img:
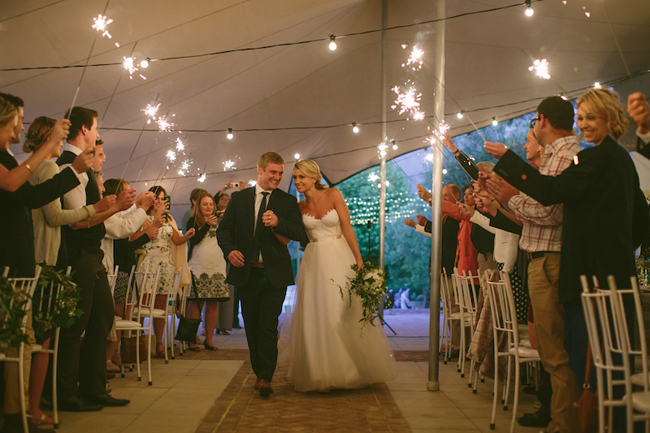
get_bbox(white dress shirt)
[59,143,88,212]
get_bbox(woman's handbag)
[574,342,599,433]
[175,315,201,342]
[121,333,149,364]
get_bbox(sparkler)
[402,46,424,71]
[91,14,113,38]
[142,103,161,120]
[223,160,236,171]
[391,83,424,121]
[166,150,176,162]
[156,115,174,132]
[175,137,185,152]
[67,1,111,118]
[529,59,551,80]
[198,173,207,183]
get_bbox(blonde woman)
[287,159,396,392]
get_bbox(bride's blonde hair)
[295,159,325,190]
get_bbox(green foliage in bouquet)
[32,264,83,338]
[0,276,30,348]
[339,261,388,327]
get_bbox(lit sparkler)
[166,150,176,162]
[404,46,424,71]
[198,173,206,183]
[248,180,257,186]
[92,14,113,38]
[123,56,137,76]
[528,59,551,80]
[368,172,379,182]
[223,160,236,171]
[141,103,161,119]
[391,84,424,120]
[156,116,174,132]
[181,160,191,171]
[175,137,185,152]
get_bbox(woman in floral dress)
[186,191,230,350]
[140,186,194,356]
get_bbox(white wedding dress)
[287,209,397,392]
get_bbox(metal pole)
[378,0,388,321]
[427,0,445,392]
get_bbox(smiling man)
[217,152,307,398]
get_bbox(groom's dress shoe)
[59,395,103,412]
[258,379,273,397]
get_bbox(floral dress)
[140,216,175,294]
[187,218,229,301]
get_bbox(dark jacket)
[494,136,650,303]
[216,187,307,288]
[0,151,79,277]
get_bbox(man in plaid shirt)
[484,97,581,433]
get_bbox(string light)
[140,58,150,68]
[352,123,359,133]
[457,111,464,119]
[328,35,337,51]
[227,128,234,139]
[492,117,498,126]
[594,82,601,89]
[91,14,113,38]
[442,169,448,174]
[528,59,550,80]
[294,153,300,160]
[525,0,534,17]
[198,173,206,183]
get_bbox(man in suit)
[217,152,307,397]
[56,107,135,411]
[629,92,650,157]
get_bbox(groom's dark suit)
[217,186,307,382]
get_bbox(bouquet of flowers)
[339,261,388,327]
[32,264,83,338]
[0,276,31,348]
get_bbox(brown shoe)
[254,377,262,390]
[258,379,273,397]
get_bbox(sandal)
[203,341,219,351]
[187,343,201,352]
[28,413,54,426]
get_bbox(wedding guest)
[139,186,193,357]
[100,178,158,371]
[93,139,106,171]
[23,117,114,426]
[56,106,135,411]
[0,97,92,433]
[182,188,205,235]
[481,95,587,432]
[186,191,230,350]
[0,93,70,193]
[213,180,246,206]
[629,92,650,157]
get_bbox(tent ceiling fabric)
[1,0,649,202]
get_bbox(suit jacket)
[494,136,650,303]
[0,150,79,277]
[216,187,308,288]
[424,214,459,276]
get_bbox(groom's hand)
[262,210,278,227]
[228,250,245,267]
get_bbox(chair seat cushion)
[115,320,145,330]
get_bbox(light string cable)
[66,0,110,115]
[1,2,529,73]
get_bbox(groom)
[217,152,307,397]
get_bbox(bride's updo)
[295,159,325,190]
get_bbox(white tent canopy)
[2,0,649,210]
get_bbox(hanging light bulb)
[328,35,337,51]
[457,111,464,119]
[492,117,498,126]
[227,128,234,139]
[525,0,534,16]
[294,153,300,160]
[140,58,150,68]
[594,82,601,89]
[391,139,398,150]
[352,123,359,133]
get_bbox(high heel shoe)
[203,341,218,351]
[187,343,201,351]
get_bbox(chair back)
[460,270,479,317]
[4,266,42,339]
[130,268,159,322]
[31,266,72,332]
[485,271,520,351]
[107,265,119,294]
[440,270,452,317]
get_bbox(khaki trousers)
[4,310,34,414]
[528,254,580,433]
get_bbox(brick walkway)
[188,350,412,433]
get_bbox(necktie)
[251,192,269,263]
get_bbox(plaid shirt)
[507,135,581,252]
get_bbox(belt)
[527,251,560,261]
[310,235,344,243]
[250,262,264,268]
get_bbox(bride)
[287,159,397,392]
